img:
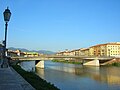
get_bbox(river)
[20,60,120,90]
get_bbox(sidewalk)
[0,66,35,90]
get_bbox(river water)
[20,60,120,90]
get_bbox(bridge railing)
[10,55,115,59]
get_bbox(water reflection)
[74,66,120,85]
[20,60,120,90]
[36,64,120,85]
[99,67,120,85]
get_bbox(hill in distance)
[8,47,56,55]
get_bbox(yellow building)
[89,47,94,56]
[81,48,89,56]
[69,50,76,56]
[70,49,81,56]
[89,42,120,57]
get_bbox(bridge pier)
[83,59,100,66]
[35,60,44,68]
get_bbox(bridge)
[11,55,113,60]
[11,55,117,68]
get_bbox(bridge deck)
[11,55,114,61]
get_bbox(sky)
[0,0,120,52]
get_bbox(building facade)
[56,42,120,57]
[89,42,120,57]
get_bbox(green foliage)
[12,65,59,90]
[111,62,120,67]
[52,59,82,64]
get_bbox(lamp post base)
[1,58,9,68]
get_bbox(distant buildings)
[0,43,42,57]
[7,50,25,57]
[24,52,40,57]
[7,50,41,57]
[2,42,120,57]
[56,42,120,57]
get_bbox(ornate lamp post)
[1,7,11,68]
[3,7,11,58]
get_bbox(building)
[69,49,79,56]
[56,42,120,57]
[89,42,120,57]
[7,50,25,57]
[56,48,89,56]
[56,49,70,56]
[81,48,89,56]
[7,50,18,57]
[70,48,89,56]
[24,52,39,57]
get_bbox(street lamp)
[1,7,11,68]
[3,7,11,58]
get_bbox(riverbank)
[12,65,59,90]
[52,59,82,64]
[52,59,120,67]
[108,62,120,67]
